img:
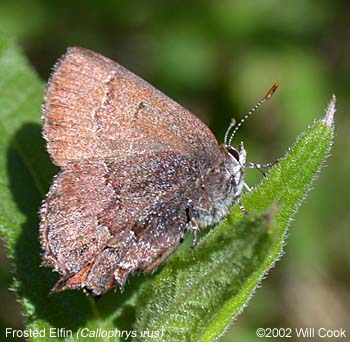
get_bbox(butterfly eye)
[227,146,240,161]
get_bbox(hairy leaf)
[0,35,335,342]
[133,102,335,341]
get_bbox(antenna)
[224,82,279,146]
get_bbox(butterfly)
[40,47,278,295]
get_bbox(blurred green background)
[0,0,348,341]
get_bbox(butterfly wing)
[43,47,218,167]
[41,47,222,295]
[40,151,210,295]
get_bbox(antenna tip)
[263,82,279,101]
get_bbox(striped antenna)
[224,82,279,146]
[223,118,236,146]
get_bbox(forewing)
[43,47,218,167]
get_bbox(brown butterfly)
[40,47,278,295]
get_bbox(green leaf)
[0,34,335,342]
[133,104,335,340]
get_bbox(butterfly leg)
[244,182,252,192]
[236,197,249,215]
[247,159,280,177]
[186,208,200,248]
[190,220,200,248]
